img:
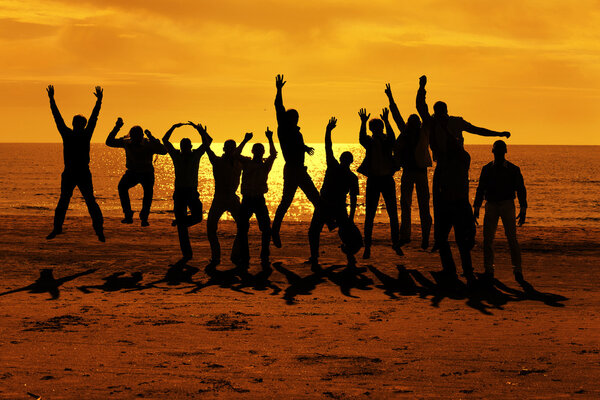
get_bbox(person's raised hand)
[419,75,427,88]
[326,117,337,131]
[384,83,392,98]
[380,107,389,122]
[46,85,55,98]
[115,117,124,128]
[306,146,315,156]
[172,122,185,129]
[144,129,152,137]
[244,132,253,141]
[275,74,286,89]
[502,131,511,139]
[265,127,273,140]
[517,209,526,226]
[358,108,370,122]
[94,86,103,100]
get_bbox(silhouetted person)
[417,75,510,286]
[474,140,527,285]
[190,122,252,266]
[163,123,208,262]
[46,85,105,241]
[236,128,277,268]
[105,118,167,226]
[308,117,362,266]
[385,83,433,250]
[271,74,319,248]
[358,107,403,259]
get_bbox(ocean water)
[0,143,598,227]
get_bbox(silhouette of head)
[223,139,237,156]
[340,151,354,167]
[129,126,143,143]
[433,101,448,118]
[180,138,192,153]
[252,143,265,158]
[72,115,87,132]
[492,140,507,155]
[406,114,421,132]
[368,118,384,136]
[286,109,299,126]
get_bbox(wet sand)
[0,214,598,399]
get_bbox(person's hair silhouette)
[308,117,363,267]
[162,123,209,263]
[385,83,433,250]
[357,107,403,259]
[234,128,278,269]
[190,122,252,267]
[474,140,528,287]
[417,75,511,286]
[45,85,105,242]
[271,74,320,249]
[106,118,167,226]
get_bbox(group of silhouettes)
[44,74,528,289]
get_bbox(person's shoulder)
[505,160,521,171]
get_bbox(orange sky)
[0,0,599,144]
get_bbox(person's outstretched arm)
[275,74,286,125]
[358,108,370,148]
[145,129,167,154]
[235,132,253,156]
[47,85,68,136]
[416,75,430,121]
[85,86,103,139]
[516,167,527,226]
[385,83,406,133]
[105,118,125,147]
[162,123,184,155]
[463,122,510,139]
[325,117,337,166]
[380,107,395,145]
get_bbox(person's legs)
[298,167,320,206]
[453,199,475,281]
[173,189,192,259]
[186,190,203,227]
[415,169,432,249]
[77,169,104,240]
[435,200,457,278]
[483,201,501,276]
[228,195,242,264]
[272,164,299,247]
[207,200,226,264]
[335,205,362,264]
[431,166,441,251]
[381,174,401,252]
[118,171,138,223]
[499,200,522,277]
[235,197,253,266]
[49,171,77,238]
[399,170,415,243]
[254,196,272,264]
[363,177,380,259]
[308,205,326,263]
[139,172,155,225]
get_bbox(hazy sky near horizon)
[1,0,599,144]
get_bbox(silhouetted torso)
[61,132,93,170]
[111,138,165,173]
[474,160,526,206]
[207,151,243,197]
[358,135,395,177]
[240,154,276,197]
[320,160,359,207]
[277,124,306,167]
[168,149,205,189]
[397,129,425,172]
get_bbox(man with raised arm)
[271,74,320,248]
[357,107,403,259]
[106,118,167,227]
[236,128,278,270]
[385,83,433,250]
[46,85,105,242]
[416,75,510,287]
[162,123,208,263]
[189,122,252,267]
[308,117,362,267]
[474,140,527,287]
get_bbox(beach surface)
[0,215,598,399]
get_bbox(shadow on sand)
[0,268,97,299]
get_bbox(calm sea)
[0,144,598,227]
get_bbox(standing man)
[308,117,362,267]
[236,128,278,269]
[271,74,319,248]
[474,140,527,286]
[46,85,105,242]
[162,123,208,263]
[357,107,403,259]
[385,83,433,250]
[105,118,167,227]
[190,122,252,266]
[416,75,510,286]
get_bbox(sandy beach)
[0,214,598,399]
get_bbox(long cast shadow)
[324,264,374,298]
[231,262,282,296]
[78,272,144,293]
[273,262,334,305]
[0,268,97,300]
